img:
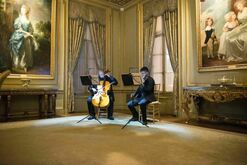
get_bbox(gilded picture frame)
[0,0,56,79]
[197,0,247,72]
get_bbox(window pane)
[165,55,173,72]
[153,73,163,91]
[150,15,175,92]
[165,72,174,92]
[165,54,174,92]
[152,34,163,91]
[152,55,163,73]
[84,25,91,40]
[156,16,162,33]
[153,36,163,54]
[73,25,98,94]
[87,42,98,75]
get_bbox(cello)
[92,71,113,108]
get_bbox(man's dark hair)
[140,66,149,72]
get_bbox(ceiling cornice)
[71,0,142,11]
[105,0,134,6]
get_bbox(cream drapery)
[163,10,179,115]
[143,0,177,22]
[144,17,157,69]
[89,22,106,70]
[67,18,85,112]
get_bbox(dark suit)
[127,76,156,122]
[87,75,118,117]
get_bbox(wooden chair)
[139,84,161,123]
[97,107,108,118]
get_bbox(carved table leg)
[51,94,56,117]
[47,94,51,118]
[39,95,43,118]
[5,95,11,121]
[44,94,48,118]
[182,92,191,124]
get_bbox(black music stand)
[121,73,134,86]
[80,75,93,86]
[121,73,148,129]
[76,75,102,124]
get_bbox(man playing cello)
[87,70,118,120]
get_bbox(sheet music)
[131,73,141,85]
[91,75,99,85]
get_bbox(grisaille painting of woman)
[0,0,52,75]
[199,0,247,71]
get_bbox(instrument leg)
[121,118,149,129]
[94,117,102,124]
[76,115,90,123]
[76,115,102,124]
[121,119,132,129]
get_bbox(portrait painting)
[0,0,55,78]
[198,0,247,71]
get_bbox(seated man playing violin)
[87,70,118,120]
[127,66,156,125]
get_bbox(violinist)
[87,70,118,120]
[127,67,156,125]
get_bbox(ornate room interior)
[0,0,246,164]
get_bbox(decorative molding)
[71,0,119,9]
[69,1,107,25]
[138,2,143,69]
[7,0,57,80]
[182,0,247,87]
[143,0,177,21]
[105,0,134,6]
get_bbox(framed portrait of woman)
[0,0,56,79]
[197,0,247,72]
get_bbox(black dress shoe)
[88,116,95,120]
[130,117,138,121]
[108,116,114,120]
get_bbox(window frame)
[151,16,174,94]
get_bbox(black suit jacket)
[134,76,156,102]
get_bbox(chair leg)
[153,109,155,123]
[97,108,100,118]
[139,108,142,122]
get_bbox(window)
[73,24,98,94]
[151,16,174,92]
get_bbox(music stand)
[76,75,102,124]
[80,75,93,86]
[121,73,148,129]
[121,73,134,86]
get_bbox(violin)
[131,73,148,99]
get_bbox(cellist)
[87,70,118,120]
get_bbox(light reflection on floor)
[0,115,192,137]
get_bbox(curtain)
[163,10,179,115]
[143,0,177,22]
[143,17,157,69]
[89,22,105,70]
[67,18,85,112]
